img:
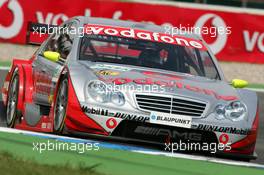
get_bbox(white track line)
[0,66,10,70]
[246,88,264,93]
[0,127,90,142]
[0,127,264,169]
[134,150,264,169]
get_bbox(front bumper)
[66,98,257,160]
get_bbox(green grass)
[248,83,264,89]
[0,151,101,175]
[0,60,11,67]
[0,131,263,175]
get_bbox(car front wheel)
[6,73,19,127]
[53,77,68,134]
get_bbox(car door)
[33,23,74,106]
[33,33,59,106]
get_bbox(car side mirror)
[231,79,248,88]
[43,51,60,62]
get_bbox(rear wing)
[26,22,57,45]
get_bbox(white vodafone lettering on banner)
[36,12,68,25]
[90,27,104,35]
[85,24,206,50]
[242,30,264,53]
[105,28,119,35]
[257,33,264,52]
[36,12,53,24]
[120,29,135,38]
[112,11,122,20]
[175,38,190,46]
[51,13,68,25]
[194,13,228,54]
[189,41,203,49]
[243,31,259,52]
[160,36,174,43]
[137,32,152,40]
[152,32,160,41]
[0,0,23,39]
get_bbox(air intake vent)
[135,94,207,118]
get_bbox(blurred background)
[0,0,264,86]
[147,0,264,9]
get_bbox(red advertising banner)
[0,0,264,63]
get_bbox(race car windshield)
[79,34,220,80]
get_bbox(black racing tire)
[6,72,19,128]
[53,76,69,134]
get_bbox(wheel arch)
[3,59,34,114]
[48,66,69,131]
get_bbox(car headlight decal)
[87,80,110,103]
[215,104,226,120]
[214,101,247,121]
[110,91,125,106]
[87,80,125,106]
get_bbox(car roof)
[73,16,201,40]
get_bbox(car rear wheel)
[53,77,68,134]
[6,73,19,127]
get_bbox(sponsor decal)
[85,24,206,50]
[219,133,229,144]
[41,123,47,129]
[106,118,117,129]
[195,124,250,135]
[114,112,149,122]
[142,71,182,81]
[150,112,192,129]
[81,106,149,122]
[81,106,111,116]
[194,13,228,54]
[90,64,131,71]
[34,71,52,95]
[48,95,53,104]
[134,126,202,142]
[41,122,52,129]
[101,77,238,101]
[97,70,120,76]
[0,0,23,39]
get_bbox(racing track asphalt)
[0,69,263,164]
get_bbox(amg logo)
[81,106,108,116]
[134,126,202,141]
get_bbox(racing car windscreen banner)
[0,0,264,63]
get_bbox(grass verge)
[0,131,263,175]
[248,84,264,89]
[0,151,101,175]
[0,60,11,67]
